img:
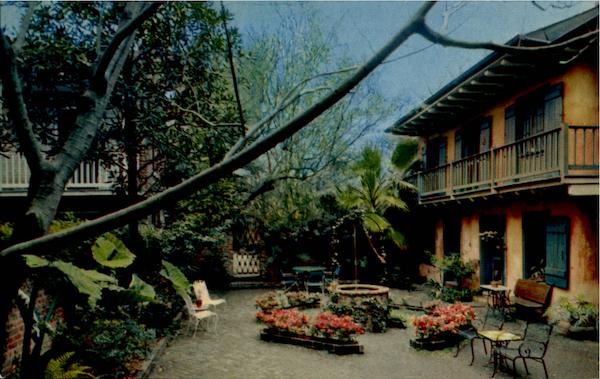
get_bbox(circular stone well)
[334,284,390,306]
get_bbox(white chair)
[193,280,226,310]
[181,291,218,337]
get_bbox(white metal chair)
[181,291,218,337]
[193,280,226,310]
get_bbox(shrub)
[545,295,598,328]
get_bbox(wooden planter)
[260,329,364,355]
[410,334,459,351]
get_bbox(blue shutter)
[545,217,569,289]
[479,119,491,152]
[504,106,516,143]
[455,132,462,160]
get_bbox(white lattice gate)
[232,252,261,277]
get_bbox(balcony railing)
[0,152,113,193]
[407,125,598,203]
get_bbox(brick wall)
[2,288,52,377]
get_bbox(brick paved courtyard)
[149,288,598,379]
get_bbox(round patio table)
[292,266,326,274]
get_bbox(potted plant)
[410,303,475,350]
[545,295,598,340]
[430,254,476,302]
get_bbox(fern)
[45,352,94,379]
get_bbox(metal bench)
[512,279,552,319]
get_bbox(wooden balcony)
[406,125,599,204]
[0,152,114,196]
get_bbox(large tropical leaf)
[387,228,407,249]
[160,260,191,298]
[363,212,390,233]
[92,233,136,268]
[127,274,156,303]
[23,255,50,268]
[52,261,120,307]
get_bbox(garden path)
[149,288,598,379]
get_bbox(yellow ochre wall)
[423,60,598,163]
[438,199,599,306]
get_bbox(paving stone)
[149,288,598,379]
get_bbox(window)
[455,118,491,160]
[423,137,447,170]
[505,84,563,143]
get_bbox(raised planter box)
[260,330,364,355]
[410,335,459,351]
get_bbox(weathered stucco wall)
[449,199,598,306]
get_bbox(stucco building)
[388,8,599,305]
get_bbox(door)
[522,212,547,280]
[443,215,461,282]
[480,215,506,285]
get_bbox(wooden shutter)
[454,132,462,160]
[438,138,447,166]
[545,217,569,289]
[479,119,491,152]
[544,83,563,130]
[504,106,516,143]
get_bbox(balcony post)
[561,123,568,179]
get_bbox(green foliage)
[546,295,598,327]
[23,255,120,307]
[0,223,13,245]
[391,139,419,171]
[431,253,475,284]
[337,146,409,265]
[325,296,389,333]
[92,233,136,268]
[59,316,156,377]
[159,260,191,300]
[44,351,93,379]
[126,274,156,303]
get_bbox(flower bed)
[410,303,475,350]
[255,291,320,311]
[256,309,365,354]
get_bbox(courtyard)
[149,287,599,379]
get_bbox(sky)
[1,1,596,149]
[224,1,596,131]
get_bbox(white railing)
[0,152,113,192]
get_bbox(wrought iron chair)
[455,310,505,365]
[280,271,298,291]
[493,323,553,379]
[306,271,325,294]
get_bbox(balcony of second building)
[0,152,115,196]
[406,124,599,204]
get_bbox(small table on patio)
[480,284,510,316]
[477,330,522,376]
[292,266,325,292]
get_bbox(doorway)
[522,212,547,280]
[480,215,506,285]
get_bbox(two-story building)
[387,8,598,304]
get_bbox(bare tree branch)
[0,31,46,174]
[0,1,438,258]
[417,19,599,56]
[172,103,241,128]
[225,85,332,158]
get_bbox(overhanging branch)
[0,1,438,258]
